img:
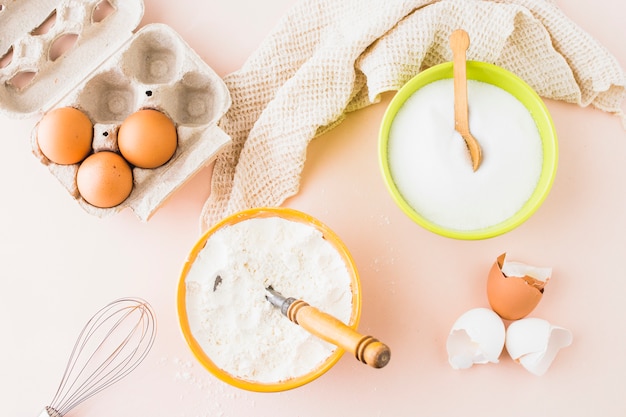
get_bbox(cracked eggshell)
[1,0,232,220]
[487,253,551,320]
[505,318,573,376]
[446,307,505,370]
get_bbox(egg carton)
[0,0,232,220]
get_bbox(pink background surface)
[2,0,625,416]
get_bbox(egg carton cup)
[0,0,232,220]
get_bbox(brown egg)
[486,253,550,321]
[37,107,93,165]
[117,109,177,169]
[76,151,133,208]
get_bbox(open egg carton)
[0,0,232,220]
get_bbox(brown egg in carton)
[0,0,232,220]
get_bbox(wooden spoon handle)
[287,300,391,368]
[450,29,470,135]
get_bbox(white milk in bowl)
[386,78,544,235]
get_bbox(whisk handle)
[38,408,61,417]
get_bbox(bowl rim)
[378,60,558,240]
[176,206,362,392]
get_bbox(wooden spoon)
[450,29,482,171]
[265,286,391,368]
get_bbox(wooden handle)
[450,29,470,135]
[287,300,391,368]
[450,29,482,171]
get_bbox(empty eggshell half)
[487,253,552,320]
[447,307,505,370]
[505,317,573,376]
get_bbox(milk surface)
[388,79,543,231]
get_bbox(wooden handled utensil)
[265,286,391,368]
[450,29,482,171]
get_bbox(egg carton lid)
[0,0,144,118]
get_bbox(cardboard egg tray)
[0,0,232,220]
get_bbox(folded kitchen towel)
[200,0,626,231]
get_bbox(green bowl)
[378,61,558,240]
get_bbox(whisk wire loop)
[44,297,156,416]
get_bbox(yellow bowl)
[379,61,558,240]
[177,207,362,392]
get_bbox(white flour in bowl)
[184,216,353,383]
[388,78,543,231]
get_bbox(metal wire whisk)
[38,297,157,417]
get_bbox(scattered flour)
[388,78,543,231]
[184,216,353,383]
